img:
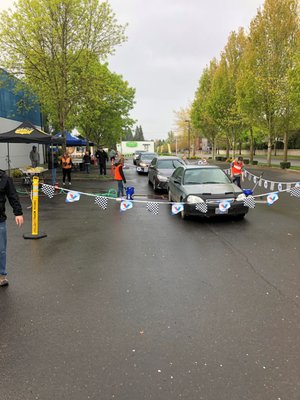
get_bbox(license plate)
[215,208,228,214]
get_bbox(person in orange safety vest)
[61,152,72,186]
[230,156,244,188]
[114,158,126,197]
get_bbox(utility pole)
[185,119,191,159]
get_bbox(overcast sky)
[1,0,265,140]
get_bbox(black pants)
[63,168,71,183]
[99,163,106,175]
[232,175,241,188]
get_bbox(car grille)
[205,197,235,204]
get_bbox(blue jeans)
[51,168,57,185]
[85,163,90,173]
[117,181,124,197]
[0,222,7,276]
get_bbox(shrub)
[280,161,291,169]
[243,159,250,164]
[250,160,258,165]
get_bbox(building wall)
[0,70,44,170]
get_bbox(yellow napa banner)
[15,127,34,135]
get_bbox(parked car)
[136,152,157,174]
[148,156,185,191]
[133,150,146,165]
[168,165,249,219]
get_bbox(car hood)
[184,183,242,197]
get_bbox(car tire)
[180,199,188,220]
[235,213,246,220]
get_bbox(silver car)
[168,165,249,219]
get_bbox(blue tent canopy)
[54,132,87,147]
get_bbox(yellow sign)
[15,128,34,135]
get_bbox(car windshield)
[157,159,184,169]
[141,153,156,160]
[183,168,231,185]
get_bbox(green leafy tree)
[191,60,219,160]
[0,0,127,138]
[237,0,299,166]
[75,61,135,147]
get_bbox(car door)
[148,157,157,183]
[170,167,184,202]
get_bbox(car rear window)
[183,168,230,185]
[141,153,157,159]
[157,159,184,169]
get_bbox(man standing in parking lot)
[230,156,244,188]
[0,169,24,287]
[95,147,109,175]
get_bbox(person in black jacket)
[0,170,24,287]
[47,147,59,185]
[95,147,108,175]
[82,151,91,174]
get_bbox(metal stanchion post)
[23,176,47,239]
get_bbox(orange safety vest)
[231,160,244,175]
[114,164,123,181]
[62,156,72,169]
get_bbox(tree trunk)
[267,136,272,167]
[226,137,230,158]
[212,137,216,160]
[283,131,288,162]
[249,127,254,163]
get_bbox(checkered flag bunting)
[243,195,256,209]
[290,186,300,198]
[195,202,208,213]
[41,184,55,198]
[146,202,159,215]
[95,196,108,210]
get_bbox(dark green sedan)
[168,165,249,219]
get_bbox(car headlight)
[157,174,168,182]
[187,195,204,204]
[236,193,246,201]
[140,162,147,167]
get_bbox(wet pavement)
[0,161,300,400]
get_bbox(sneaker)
[0,275,9,287]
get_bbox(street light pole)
[185,119,191,159]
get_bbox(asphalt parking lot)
[1,161,299,400]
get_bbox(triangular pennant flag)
[290,186,300,198]
[253,176,257,184]
[66,191,80,203]
[95,196,108,210]
[264,180,269,189]
[259,179,263,187]
[120,200,133,212]
[270,182,275,191]
[286,183,291,191]
[267,192,279,205]
[41,184,55,199]
[248,173,252,181]
[278,183,283,191]
[195,202,208,213]
[219,201,231,212]
[146,202,159,215]
[243,196,256,209]
[171,203,184,215]
[244,170,248,177]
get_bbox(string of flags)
[40,177,300,216]
[224,168,299,192]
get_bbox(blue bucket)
[243,189,253,196]
[126,186,135,200]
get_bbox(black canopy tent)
[0,121,64,174]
